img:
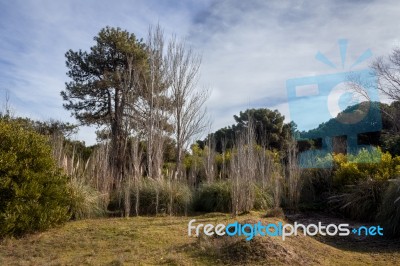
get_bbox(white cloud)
[190,0,400,131]
[0,0,399,144]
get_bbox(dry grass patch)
[0,212,399,265]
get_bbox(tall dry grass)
[49,135,111,219]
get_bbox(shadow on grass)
[286,212,400,253]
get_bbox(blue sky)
[1,0,399,144]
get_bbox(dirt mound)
[221,237,298,264]
[195,220,310,265]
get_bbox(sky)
[1,0,399,145]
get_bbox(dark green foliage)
[0,115,77,139]
[301,100,400,156]
[376,101,400,156]
[377,179,400,237]
[301,101,381,141]
[193,181,232,213]
[0,120,70,237]
[205,108,291,153]
[329,179,387,221]
[62,26,147,126]
[298,168,333,211]
[32,119,77,137]
[62,26,149,182]
[62,139,96,162]
[233,108,289,150]
[206,127,235,153]
[380,101,400,133]
[381,133,400,156]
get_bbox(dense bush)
[326,149,400,226]
[333,148,400,188]
[0,120,70,237]
[298,168,333,211]
[329,179,387,221]
[192,180,274,213]
[381,133,400,156]
[377,179,400,237]
[68,178,107,220]
[193,181,232,213]
[253,185,274,210]
[129,179,192,215]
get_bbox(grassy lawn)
[0,212,399,265]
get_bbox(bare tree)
[349,48,400,130]
[144,26,170,179]
[1,90,13,118]
[133,25,171,179]
[167,37,209,180]
[373,50,400,102]
[230,121,257,216]
[350,49,400,102]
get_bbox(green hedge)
[0,120,70,237]
[193,181,232,213]
[131,179,192,215]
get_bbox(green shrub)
[67,178,107,220]
[377,179,400,237]
[130,179,192,215]
[0,120,70,237]
[333,148,400,188]
[329,179,386,221]
[299,168,333,211]
[253,185,274,210]
[193,181,232,213]
[381,134,400,157]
